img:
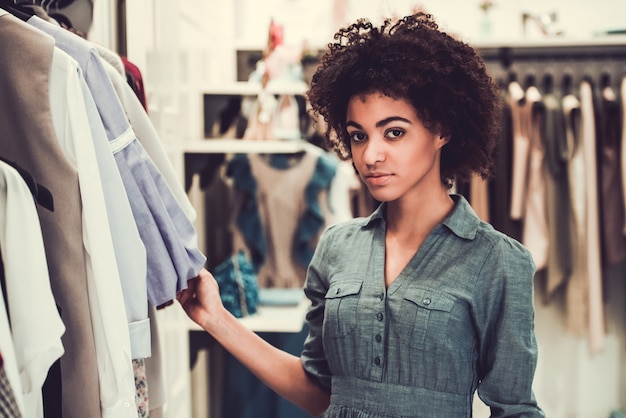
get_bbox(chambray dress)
[301,194,545,418]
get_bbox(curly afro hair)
[307,12,502,188]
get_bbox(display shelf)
[183,138,308,155]
[201,80,308,96]
[184,296,310,333]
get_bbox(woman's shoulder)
[324,214,376,235]
[317,216,374,252]
[473,220,536,275]
[476,217,532,260]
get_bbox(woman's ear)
[437,135,450,147]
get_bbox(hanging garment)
[596,80,626,267]
[99,56,197,222]
[228,149,337,288]
[0,157,53,212]
[50,45,150,362]
[0,11,101,418]
[144,302,166,418]
[488,86,523,242]
[540,81,573,297]
[28,16,207,309]
[120,56,148,112]
[93,42,125,78]
[579,79,605,353]
[520,85,549,271]
[562,88,589,340]
[0,296,22,418]
[469,173,490,222]
[132,358,149,418]
[621,76,626,235]
[46,45,137,418]
[508,80,530,221]
[0,160,65,418]
[0,353,21,418]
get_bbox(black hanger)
[0,157,54,211]
[507,70,518,85]
[561,72,574,96]
[0,0,36,21]
[599,71,612,90]
[541,72,555,94]
[523,72,537,90]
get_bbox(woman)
[178,12,544,417]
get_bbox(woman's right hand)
[176,267,226,331]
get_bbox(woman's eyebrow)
[375,116,411,127]
[346,116,411,129]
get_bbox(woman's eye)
[348,131,367,143]
[386,129,405,139]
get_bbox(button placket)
[371,291,386,374]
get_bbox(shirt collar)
[363,193,480,240]
[442,194,480,240]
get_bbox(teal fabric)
[212,250,259,318]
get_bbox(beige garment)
[243,91,278,140]
[469,173,489,222]
[579,80,605,353]
[562,91,589,341]
[521,86,549,271]
[0,13,101,418]
[236,152,324,288]
[508,81,530,220]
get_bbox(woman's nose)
[361,137,385,165]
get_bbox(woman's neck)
[385,187,454,239]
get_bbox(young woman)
[178,12,545,418]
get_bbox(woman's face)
[346,93,447,203]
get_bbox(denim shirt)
[301,194,544,417]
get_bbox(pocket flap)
[404,288,455,311]
[325,281,363,299]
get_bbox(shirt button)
[375,334,382,343]
[376,312,383,321]
[379,293,384,301]
[335,288,341,294]
[422,297,431,306]
[374,357,381,366]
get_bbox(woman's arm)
[177,268,330,416]
[475,240,545,417]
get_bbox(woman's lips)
[364,172,392,186]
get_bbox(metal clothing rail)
[475,38,626,68]
[473,38,626,87]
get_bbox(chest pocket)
[403,287,456,349]
[323,280,363,338]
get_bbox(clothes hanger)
[0,156,54,211]
[541,71,555,95]
[0,0,35,21]
[561,71,574,96]
[523,72,537,90]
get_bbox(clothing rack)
[475,38,626,88]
